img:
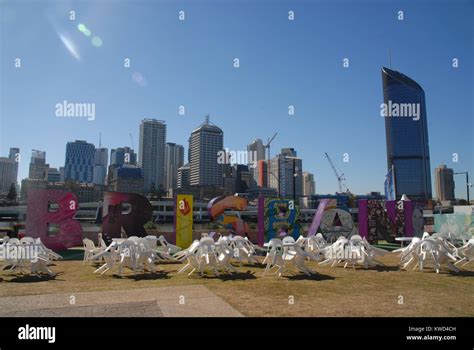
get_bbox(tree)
[149,182,157,200]
[157,184,166,200]
[7,183,17,203]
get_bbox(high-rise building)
[64,140,95,183]
[29,150,47,180]
[139,119,166,192]
[233,164,251,193]
[110,147,137,166]
[93,147,108,185]
[382,67,432,200]
[255,160,268,187]
[303,171,315,196]
[59,167,65,182]
[247,139,266,187]
[164,142,184,192]
[434,164,455,201]
[110,165,144,194]
[267,149,303,199]
[281,147,297,157]
[177,163,190,188]
[47,167,61,182]
[9,147,19,183]
[247,139,265,166]
[189,116,223,187]
[0,147,19,195]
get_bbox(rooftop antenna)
[99,132,102,148]
[388,48,392,69]
[205,114,210,125]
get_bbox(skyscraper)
[93,147,108,185]
[139,119,166,192]
[247,139,265,165]
[0,147,19,195]
[255,160,268,187]
[64,140,95,183]
[434,164,455,201]
[189,116,223,187]
[247,139,266,187]
[267,148,303,199]
[382,67,432,200]
[46,167,61,182]
[177,163,190,189]
[303,171,315,196]
[110,147,137,166]
[9,147,19,183]
[28,150,47,180]
[164,142,184,192]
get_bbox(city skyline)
[1,0,473,198]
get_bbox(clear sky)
[1,0,473,198]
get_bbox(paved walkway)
[0,285,243,317]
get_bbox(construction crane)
[264,132,278,160]
[324,152,346,193]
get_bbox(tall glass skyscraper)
[382,67,432,200]
[64,140,95,183]
[138,119,166,192]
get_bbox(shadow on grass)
[156,261,181,265]
[448,269,474,277]
[112,271,171,281]
[285,272,335,281]
[371,265,400,272]
[200,270,257,281]
[239,263,266,269]
[6,272,65,283]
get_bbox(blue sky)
[1,0,473,198]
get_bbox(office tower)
[189,116,223,186]
[434,164,455,201]
[110,147,137,166]
[110,165,144,194]
[59,167,65,182]
[281,147,297,157]
[9,147,19,183]
[303,171,316,196]
[247,139,266,187]
[233,164,251,193]
[255,160,268,187]
[247,139,265,165]
[267,149,303,199]
[164,142,184,192]
[28,150,47,180]
[0,147,20,195]
[139,119,166,192]
[93,147,108,185]
[46,167,61,182]
[177,163,190,188]
[64,140,95,183]
[382,67,432,200]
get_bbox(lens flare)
[59,33,81,61]
[132,72,147,87]
[91,36,103,47]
